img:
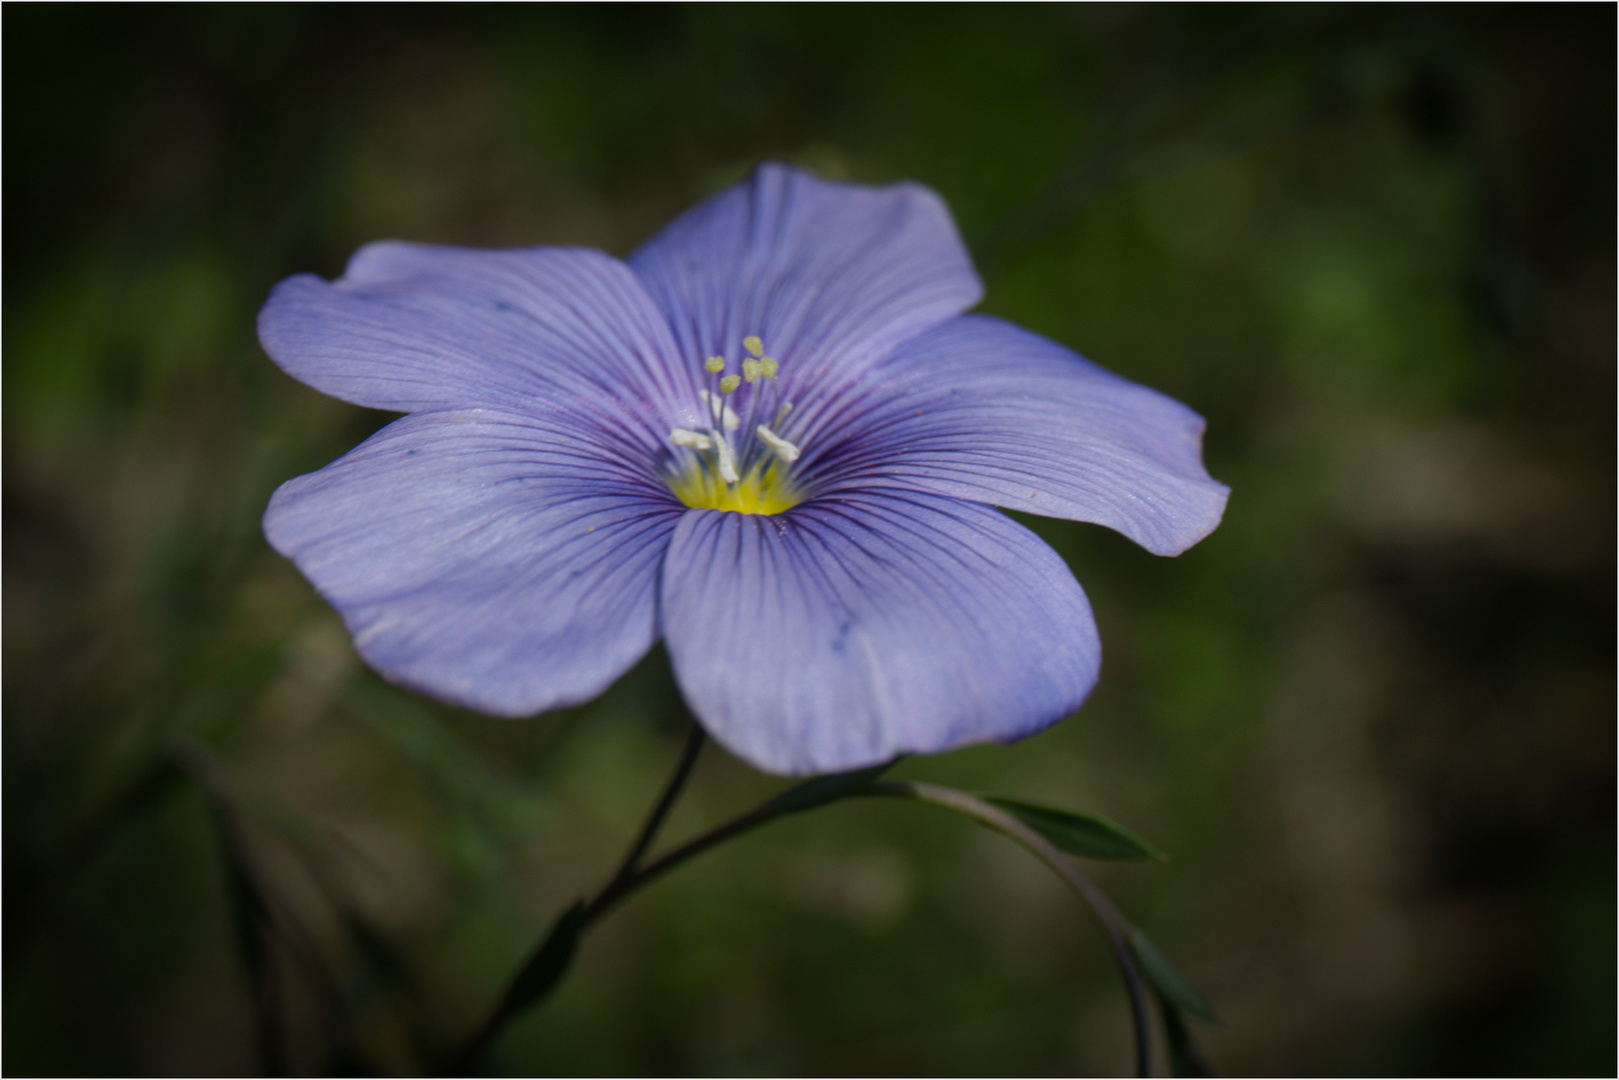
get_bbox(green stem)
[606,723,706,886]
[454,758,893,1070]
[582,783,794,920]
[454,724,707,1070]
[454,764,1156,1078]
[862,781,1154,1079]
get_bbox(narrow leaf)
[761,759,899,816]
[983,798,1164,861]
[205,800,285,1075]
[454,900,593,1071]
[1127,928,1220,1024]
[1160,996,1215,1077]
[497,900,590,1022]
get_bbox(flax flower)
[261,164,1228,775]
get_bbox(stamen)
[699,390,739,430]
[666,335,804,514]
[670,428,713,451]
[713,432,740,484]
[756,424,801,464]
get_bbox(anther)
[704,356,726,374]
[760,356,779,380]
[742,358,762,383]
[713,432,740,484]
[756,424,801,464]
[719,374,741,395]
[743,335,764,358]
[670,428,713,451]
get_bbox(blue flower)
[260,164,1228,775]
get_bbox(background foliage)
[5,6,1613,1075]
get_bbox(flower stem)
[453,763,1156,1078]
[453,722,706,1070]
[583,783,790,916]
[861,781,1155,1079]
[607,722,707,886]
[455,756,892,1070]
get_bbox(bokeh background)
[6,5,1613,1075]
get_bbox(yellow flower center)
[664,335,804,516]
[668,459,803,515]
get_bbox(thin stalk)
[455,724,706,1069]
[456,764,1156,1078]
[583,786,794,920]
[580,763,897,922]
[607,723,706,886]
[862,781,1154,1079]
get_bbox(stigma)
[666,336,805,515]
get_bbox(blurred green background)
[5,5,1613,1075]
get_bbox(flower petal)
[259,243,705,429]
[264,406,683,716]
[628,163,983,415]
[661,490,1099,775]
[801,315,1230,556]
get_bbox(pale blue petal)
[661,490,1099,775]
[259,243,707,431]
[628,162,983,433]
[800,315,1230,556]
[264,406,683,716]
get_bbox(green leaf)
[201,795,284,1075]
[454,900,593,1069]
[498,900,591,1021]
[1127,928,1220,1024]
[760,759,899,816]
[1160,997,1215,1077]
[983,798,1164,861]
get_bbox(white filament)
[670,428,713,451]
[713,431,740,484]
[755,424,800,464]
[699,389,740,430]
